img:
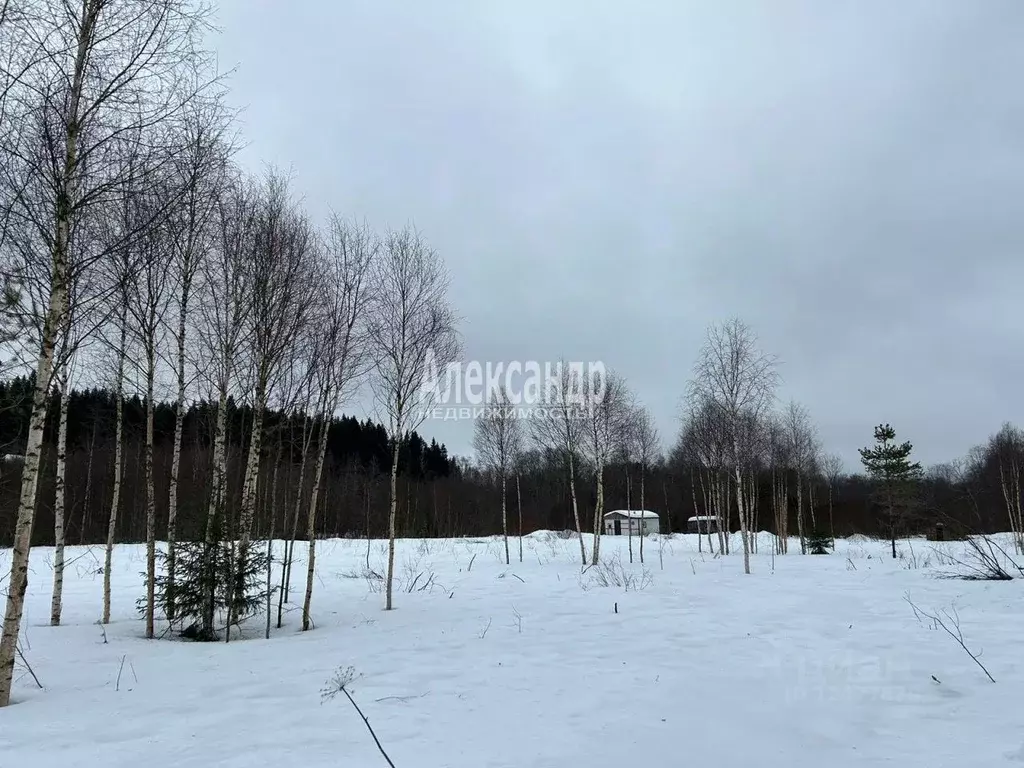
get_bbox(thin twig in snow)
[115,655,126,691]
[904,595,996,683]
[15,644,42,689]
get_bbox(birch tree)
[679,396,729,554]
[822,453,843,543]
[990,424,1024,554]
[102,297,127,624]
[629,403,660,564]
[784,400,815,555]
[300,216,377,629]
[473,388,524,565]
[124,177,175,639]
[767,417,791,554]
[48,347,73,625]
[233,173,317,618]
[582,369,629,565]
[368,226,459,611]
[529,362,589,565]
[165,98,233,620]
[0,0,216,706]
[689,319,777,575]
[195,172,255,638]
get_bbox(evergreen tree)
[859,423,922,559]
[806,528,832,554]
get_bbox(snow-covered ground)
[2,532,1023,767]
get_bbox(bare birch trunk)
[662,480,672,536]
[282,416,313,606]
[721,473,731,555]
[81,419,97,545]
[516,472,523,563]
[795,470,806,555]
[1000,461,1024,555]
[365,476,372,571]
[626,468,633,563]
[567,452,586,566]
[144,345,157,639]
[639,463,646,565]
[50,373,70,626]
[264,441,282,640]
[385,439,400,610]
[591,462,604,565]
[828,480,835,543]
[103,316,127,625]
[237,396,266,560]
[748,470,759,554]
[735,465,751,574]
[0,0,88,702]
[710,472,725,554]
[0,284,68,703]
[501,471,509,565]
[809,478,817,531]
[0,360,55,706]
[167,300,188,622]
[202,388,229,637]
[691,472,702,554]
[302,415,331,630]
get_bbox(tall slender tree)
[300,216,377,629]
[689,319,777,574]
[368,226,459,611]
[473,388,524,565]
[859,423,922,559]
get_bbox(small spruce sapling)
[806,528,832,555]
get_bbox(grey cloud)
[214,0,1024,468]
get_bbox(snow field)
[1,532,1023,767]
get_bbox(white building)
[603,509,660,536]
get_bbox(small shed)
[687,515,720,535]
[603,510,660,536]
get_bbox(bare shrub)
[941,535,1024,581]
[581,554,653,592]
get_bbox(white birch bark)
[591,459,604,566]
[50,371,70,626]
[501,471,509,565]
[144,344,157,639]
[167,297,188,622]
[385,439,400,611]
[639,465,646,565]
[301,413,332,629]
[627,469,634,562]
[103,315,127,625]
[516,473,523,563]
[282,416,313,612]
[734,463,751,575]
[567,451,586,566]
[795,470,806,555]
[0,357,55,706]
[0,0,90,706]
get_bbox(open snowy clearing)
[2,533,1023,767]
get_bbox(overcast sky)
[213,1,1024,471]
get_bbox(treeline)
[0,377,456,546]
[2,377,1021,554]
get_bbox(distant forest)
[0,375,1020,549]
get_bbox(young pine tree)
[859,424,922,559]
